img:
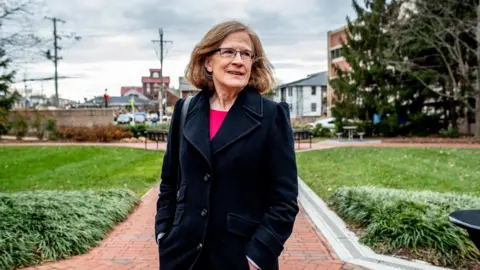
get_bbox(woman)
[155,20,299,270]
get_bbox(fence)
[9,108,118,128]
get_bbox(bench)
[144,129,169,150]
[293,129,313,149]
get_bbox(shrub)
[408,113,443,137]
[125,124,148,138]
[12,113,29,140]
[45,119,56,132]
[440,128,459,138]
[155,123,170,131]
[312,124,331,137]
[31,110,46,140]
[0,107,11,137]
[331,187,480,269]
[0,189,138,270]
[57,125,132,142]
[48,132,60,141]
[357,120,374,137]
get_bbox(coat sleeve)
[154,98,185,240]
[245,101,299,269]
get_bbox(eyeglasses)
[213,48,255,61]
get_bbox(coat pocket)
[226,213,260,238]
[173,204,185,226]
[176,184,186,203]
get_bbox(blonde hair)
[185,20,276,94]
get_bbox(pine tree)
[330,0,440,136]
[0,47,20,136]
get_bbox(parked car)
[116,114,131,124]
[309,117,336,130]
[134,114,146,123]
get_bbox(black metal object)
[449,209,480,249]
[144,129,169,150]
[292,129,313,149]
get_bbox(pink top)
[210,109,228,140]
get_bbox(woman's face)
[205,31,254,93]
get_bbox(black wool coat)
[155,88,299,270]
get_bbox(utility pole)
[152,28,172,123]
[44,16,65,107]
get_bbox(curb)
[140,185,157,201]
[298,178,450,270]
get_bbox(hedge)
[330,186,480,269]
[0,189,138,270]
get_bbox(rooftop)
[279,72,327,88]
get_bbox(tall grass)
[331,187,480,269]
[0,189,138,270]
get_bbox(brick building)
[326,26,351,117]
[120,68,179,108]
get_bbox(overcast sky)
[10,0,355,102]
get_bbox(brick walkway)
[20,186,364,270]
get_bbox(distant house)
[121,90,150,101]
[120,86,143,96]
[79,96,151,111]
[178,77,201,98]
[29,95,49,106]
[272,72,328,119]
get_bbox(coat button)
[203,173,210,182]
[197,243,203,250]
[201,209,208,217]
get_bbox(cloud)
[10,0,355,101]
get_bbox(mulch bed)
[381,136,480,144]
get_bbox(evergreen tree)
[331,0,441,136]
[0,47,20,136]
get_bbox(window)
[311,86,316,95]
[288,87,292,96]
[311,103,317,112]
[331,48,342,59]
[280,88,286,102]
[288,103,293,112]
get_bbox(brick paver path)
[10,139,479,270]
[20,186,364,270]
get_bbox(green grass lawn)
[0,146,164,196]
[296,147,480,199]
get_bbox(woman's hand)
[248,261,259,270]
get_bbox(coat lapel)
[182,88,264,166]
[211,88,263,155]
[183,91,212,169]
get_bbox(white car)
[309,117,336,130]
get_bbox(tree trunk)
[476,2,480,138]
[466,107,472,135]
[450,103,458,129]
[475,92,480,138]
